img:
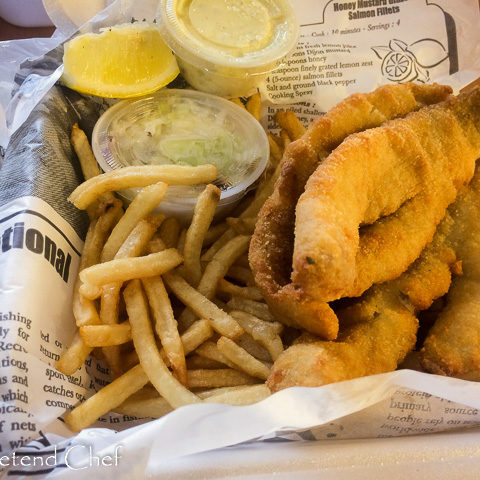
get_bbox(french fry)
[159,217,181,248]
[212,297,229,311]
[236,333,272,362]
[86,199,124,264]
[80,323,132,347]
[275,110,306,140]
[78,283,102,300]
[217,336,270,380]
[73,200,123,327]
[201,384,270,405]
[100,214,166,376]
[61,194,124,376]
[99,284,123,377]
[184,184,221,286]
[280,128,291,149]
[115,214,165,258]
[230,310,284,361]
[124,280,200,407]
[230,98,246,109]
[268,133,284,150]
[231,310,283,335]
[71,124,103,180]
[226,266,255,286]
[127,384,159,399]
[70,124,116,219]
[123,318,214,371]
[267,134,283,162]
[246,92,261,121]
[68,164,218,210]
[238,160,282,220]
[203,222,229,247]
[226,217,256,235]
[147,233,167,254]
[72,289,101,328]
[81,249,183,286]
[72,221,101,328]
[177,233,246,328]
[177,228,187,254]
[64,90,288,430]
[195,341,238,370]
[177,319,214,355]
[57,332,93,375]
[230,192,255,218]
[201,228,236,262]
[116,384,270,418]
[227,297,275,321]
[101,183,167,262]
[198,235,251,300]
[142,275,187,385]
[187,369,258,388]
[217,279,263,301]
[163,271,243,339]
[265,158,280,183]
[98,213,165,333]
[115,395,173,419]
[186,355,226,370]
[65,364,149,431]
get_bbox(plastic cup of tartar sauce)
[91,89,269,224]
[157,0,299,98]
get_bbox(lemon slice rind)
[61,24,180,98]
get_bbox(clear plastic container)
[0,0,53,27]
[158,0,299,98]
[92,89,269,223]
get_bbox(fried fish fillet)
[268,211,457,391]
[421,166,480,380]
[250,83,453,339]
[293,88,480,306]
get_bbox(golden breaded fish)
[250,83,453,339]
[268,210,457,391]
[293,88,480,318]
[421,165,480,380]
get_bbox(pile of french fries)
[58,93,307,432]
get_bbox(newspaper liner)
[1,0,480,476]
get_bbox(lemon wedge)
[62,23,180,98]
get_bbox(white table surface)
[153,429,480,479]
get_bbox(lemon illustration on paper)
[372,38,449,84]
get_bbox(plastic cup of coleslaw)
[157,0,299,98]
[91,89,269,223]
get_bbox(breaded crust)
[294,88,480,302]
[421,166,480,379]
[268,203,458,391]
[250,83,453,339]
